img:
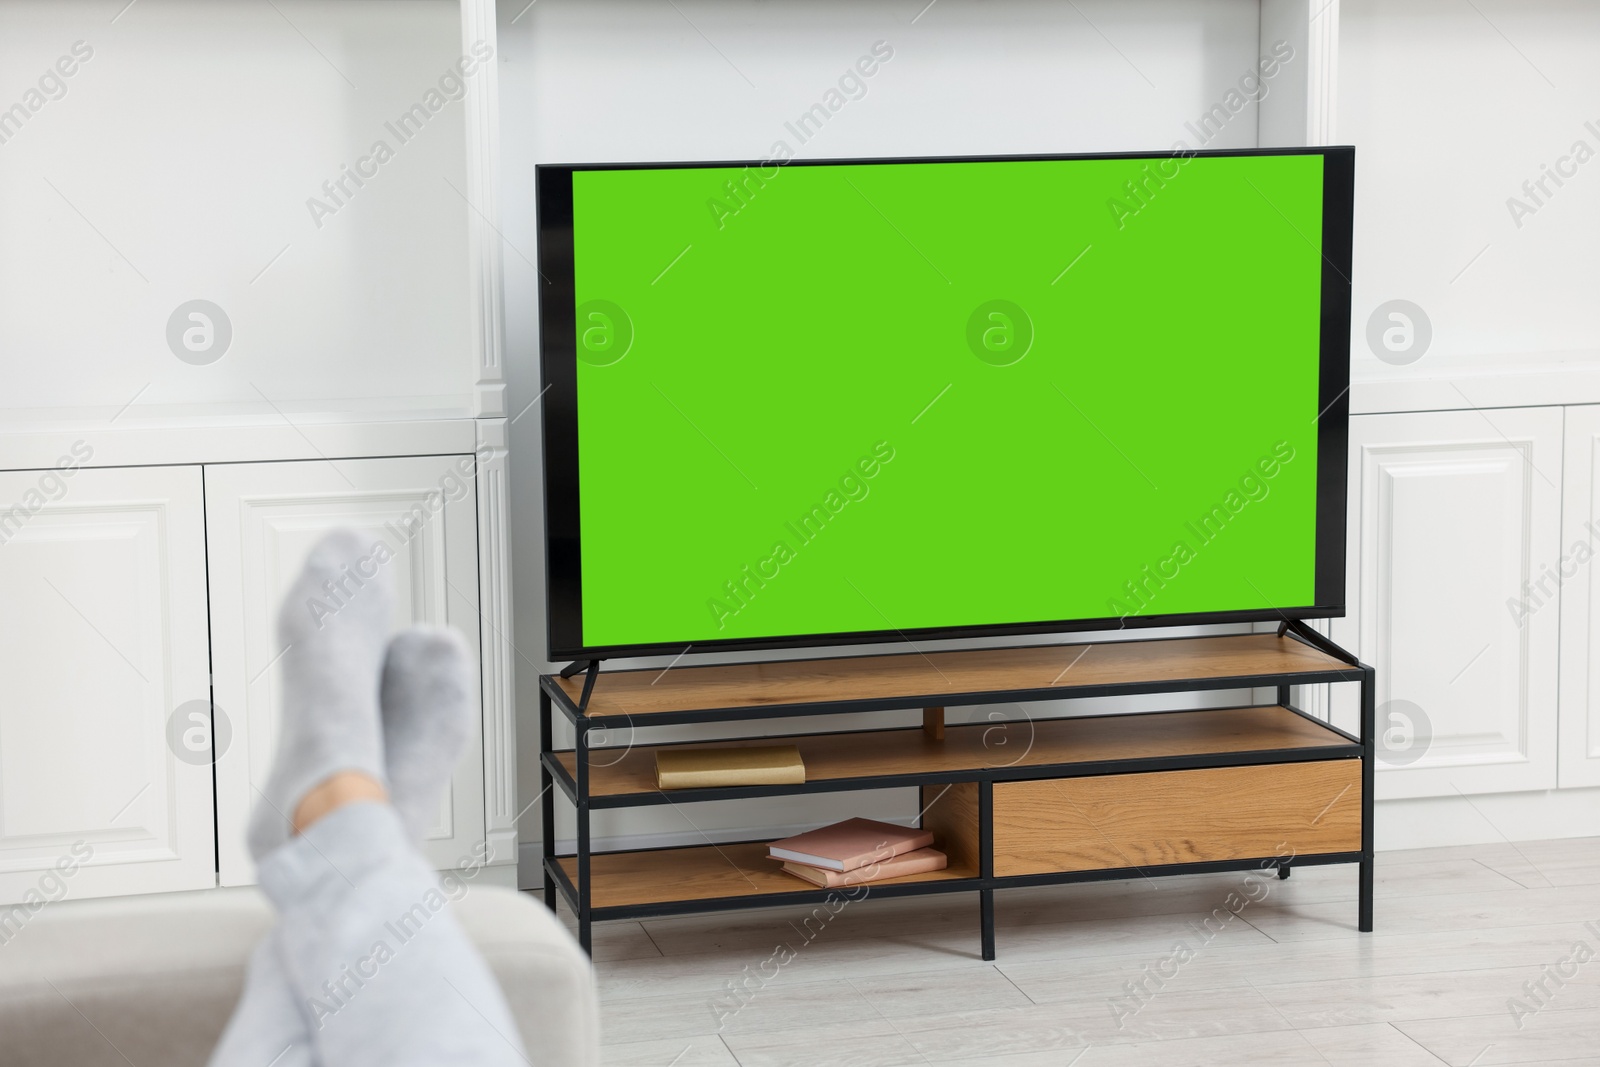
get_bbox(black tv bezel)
[538,146,1354,663]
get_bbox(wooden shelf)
[538,625,1374,958]
[555,841,979,911]
[550,633,1355,721]
[553,704,1354,802]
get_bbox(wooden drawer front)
[992,761,1362,876]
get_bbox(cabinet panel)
[0,465,213,904]
[991,762,1362,876]
[1332,409,1562,797]
[205,457,484,885]
[1558,406,1600,787]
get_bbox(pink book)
[767,817,935,872]
[781,847,948,888]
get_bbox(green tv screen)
[538,148,1352,660]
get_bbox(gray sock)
[247,529,393,862]
[379,626,475,841]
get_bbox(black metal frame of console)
[537,624,1375,960]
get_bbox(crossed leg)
[210,532,527,1067]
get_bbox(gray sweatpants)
[209,802,529,1067]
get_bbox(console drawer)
[992,760,1361,876]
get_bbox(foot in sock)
[247,529,394,862]
[380,626,475,841]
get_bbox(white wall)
[0,0,479,425]
[5,0,1593,881]
[1340,0,1600,386]
[496,0,1301,864]
[1336,0,1600,846]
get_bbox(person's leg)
[211,532,522,1067]
[208,939,316,1067]
[214,529,394,1067]
[211,664,490,1067]
[257,799,527,1067]
[379,627,476,842]
[261,625,519,1067]
[246,531,394,859]
[211,797,525,1067]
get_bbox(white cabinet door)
[1331,408,1562,797]
[205,457,485,885]
[0,465,214,905]
[1559,406,1600,787]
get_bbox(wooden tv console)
[538,622,1374,959]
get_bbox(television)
[537,147,1354,662]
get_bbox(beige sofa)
[0,885,598,1067]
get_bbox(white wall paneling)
[0,465,214,905]
[461,0,507,418]
[0,419,480,474]
[1258,0,1340,147]
[0,0,493,426]
[474,418,519,865]
[1338,0,1600,394]
[1559,406,1600,787]
[1333,408,1563,798]
[510,0,1270,166]
[204,456,485,885]
[0,0,518,897]
[0,0,1590,900]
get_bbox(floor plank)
[999,921,1600,1002]
[600,976,884,1044]
[1396,1007,1600,1065]
[1253,965,1600,1027]
[1471,836,1600,890]
[924,1023,1448,1067]
[555,911,663,962]
[599,1035,739,1066]
[718,1018,929,1067]
[1239,881,1600,942]
[583,837,1600,1066]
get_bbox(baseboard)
[1373,786,1600,851]
[470,861,520,890]
[516,788,1600,889]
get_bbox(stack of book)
[768,817,947,887]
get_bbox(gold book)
[656,745,806,789]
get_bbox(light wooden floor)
[558,836,1600,1067]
